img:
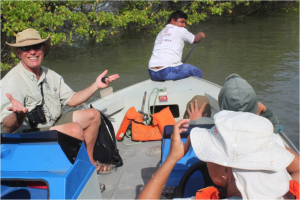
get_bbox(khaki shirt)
[1,62,75,133]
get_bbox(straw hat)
[6,28,51,57]
[190,110,294,171]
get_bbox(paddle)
[182,43,198,63]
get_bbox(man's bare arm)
[67,70,119,107]
[2,113,26,133]
[194,32,205,43]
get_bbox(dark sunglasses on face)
[18,43,44,51]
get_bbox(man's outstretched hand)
[2,93,28,133]
[6,93,28,114]
[96,70,119,89]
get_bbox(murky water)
[2,12,299,148]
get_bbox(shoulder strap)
[40,81,44,105]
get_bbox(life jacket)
[287,180,299,199]
[152,106,176,134]
[116,106,175,141]
[195,186,219,199]
[116,107,143,140]
[131,121,161,141]
[195,180,300,199]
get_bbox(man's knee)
[86,108,101,124]
[68,123,84,140]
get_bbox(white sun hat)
[190,110,295,199]
[190,110,294,171]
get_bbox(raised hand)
[199,32,205,39]
[257,102,267,115]
[188,100,207,121]
[167,119,190,163]
[96,70,120,89]
[6,93,28,114]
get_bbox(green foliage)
[1,0,298,70]
[1,62,12,71]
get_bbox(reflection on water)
[3,12,299,148]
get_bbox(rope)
[146,87,167,125]
[122,128,141,146]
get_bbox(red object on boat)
[159,95,168,102]
[26,181,48,189]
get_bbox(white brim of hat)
[190,127,294,172]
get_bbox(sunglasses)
[18,43,44,51]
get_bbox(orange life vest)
[116,107,143,140]
[195,180,300,199]
[288,180,299,199]
[195,186,219,199]
[152,106,176,134]
[116,106,175,141]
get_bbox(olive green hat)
[218,74,258,114]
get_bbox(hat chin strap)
[227,171,233,188]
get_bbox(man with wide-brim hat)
[7,28,51,58]
[1,28,120,173]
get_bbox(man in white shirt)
[149,10,205,81]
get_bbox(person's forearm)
[138,157,177,199]
[2,113,26,133]
[194,32,205,43]
[67,82,98,107]
[285,146,299,182]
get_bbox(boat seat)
[94,98,125,116]
[1,131,101,199]
[189,117,214,125]
[161,124,214,198]
[204,92,220,112]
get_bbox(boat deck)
[98,140,161,199]
[91,77,221,199]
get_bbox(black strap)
[40,81,44,105]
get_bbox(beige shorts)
[37,111,74,132]
[54,111,74,126]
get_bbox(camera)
[27,105,46,127]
